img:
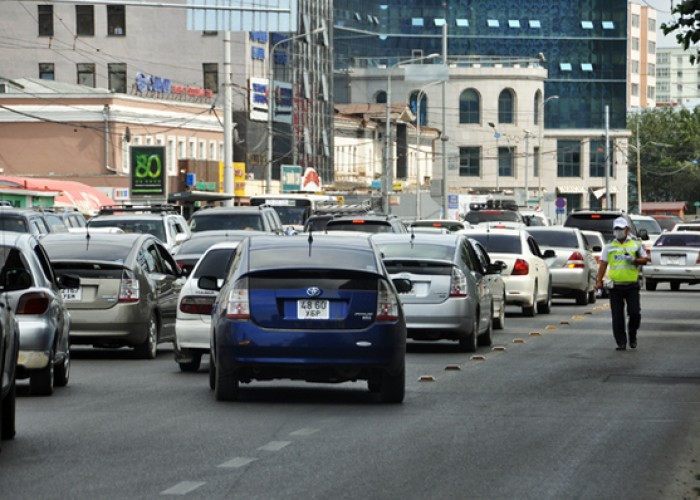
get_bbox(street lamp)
[414,80,442,220]
[266,27,324,194]
[382,53,440,214]
[536,95,559,198]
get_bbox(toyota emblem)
[306,287,322,297]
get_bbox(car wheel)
[135,314,159,360]
[54,347,70,387]
[379,363,405,404]
[30,348,54,396]
[458,315,478,352]
[178,353,202,373]
[670,281,681,291]
[494,295,506,330]
[215,358,239,401]
[538,282,552,314]
[367,375,381,393]
[575,289,588,305]
[645,279,657,291]
[1,379,16,441]
[478,308,493,347]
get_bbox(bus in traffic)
[249,194,340,230]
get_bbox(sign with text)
[130,146,166,198]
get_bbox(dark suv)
[0,208,53,236]
[563,210,639,242]
[188,206,284,235]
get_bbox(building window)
[188,139,196,159]
[77,63,96,87]
[434,18,446,27]
[107,5,126,36]
[108,63,127,93]
[209,141,217,161]
[560,63,572,71]
[498,89,514,124]
[409,91,428,126]
[528,20,541,28]
[631,37,640,51]
[602,21,614,30]
[648,18,656,31]
[177,139,185,159]
[648,41,656,54]
[38,5,53,36]
[459,88,480,124]
[459,147,480,177]
[199,140,206,160]
[498,147,513,177]
[487,19,499,28]
[203,63,218,93]
[631,60,639,73]
[508,20,520,28]
[39,63,54,80]
[557,140,581,177]
[456,19,468,27]
[648,86,655,99]
[375,91,387,104]
[581,63,593,72]
[76,5,94,36]
[631,83,639,96]
[589,140,606,177]
[631,14,640,28]
[411,18,424,27]
[581,21,594,29]
[648,63,655,76]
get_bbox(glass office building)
[334,0,628,130]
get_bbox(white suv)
[87,205,191,252]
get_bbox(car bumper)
[549,268,589,293]
[643,266,700,282]
[68,304,149,346]
[400,301,473,339]
[502,276,535,306]
[175,316,210,351]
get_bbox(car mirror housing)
[592,245,602,252]
[487,262,505,274]
[198,275,221,291]
[391,278,412,294]
[543,249,556,259]
[638,228,649,241]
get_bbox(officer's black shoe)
[616,345,626,351]
[629,339,637,349]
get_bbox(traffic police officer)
[595,217,649,350]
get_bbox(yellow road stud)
[492,346,506,352]
[418,375,436,382]
[513,338,525,344]
[529,331,541,336]
[445,364,462,371]
[470,355,486,361]
[545,325,557,330]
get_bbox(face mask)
[614,229,626,240]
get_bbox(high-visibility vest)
[607,238,641,283]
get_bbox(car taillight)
[226,278,250,319]
[118,269,140,303]
[449,267,468,297]
[180,295,216,315]
[566,251,585,269]
[512,258,529,276]
[696,254,700,265]
[16,291,50,315]
[376,280,399,321]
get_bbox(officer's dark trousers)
[608,282,641,347]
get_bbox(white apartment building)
[656,46,700,106]
[628,2,657,109]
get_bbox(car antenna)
[307,228,313,257]
[85,224,91,250]
[410,226,415,249]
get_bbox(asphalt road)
[1,288,699,499]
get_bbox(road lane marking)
[218,457,258,468]
[290,428,319,436]
[258,441,291,451]
[160,481,206,495]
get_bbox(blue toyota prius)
[199,234,410,403]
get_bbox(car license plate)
[61,288,82,301]
[297,299,329,319]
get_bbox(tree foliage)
[661,0,700,64]
[628,107,700,210]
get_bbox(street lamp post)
[382,53,440,214]
[523,129,536,206]
[266,27,324,194]
[536,95,559,198]
[415,80,442,220]
[488,122,502,192]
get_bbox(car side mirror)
[487,262,505,274]
[198,276,221,291]
[175,232,188,243]
[391,278,412,294]
[56,273,80,290]
[638,228,649,241]
[592,245,602,252]
[543,249,556,259]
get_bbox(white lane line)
[218,457,258,468]
[258,441,291,451]
[289,428,319,437]
[160,481,206,495]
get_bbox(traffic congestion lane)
[0,291,698,499]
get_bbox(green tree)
[628,108,700,211]
[661,0,700,63]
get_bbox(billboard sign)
[130,146,166,198]
[281,165,302,192]
[187,0,297,32]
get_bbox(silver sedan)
[643,231,700,291]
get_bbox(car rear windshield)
[177,237,221,255]
[410,221,463,232]
[193,248,237,279]
[467,234,522,254]
[655,233,700,247]
[582,233,604,248]
[464,210,521,224]
[89,219,165,241]
[190,213,263,232]
[44,240,133,263]
[383,260,454,276]
[653,216,682,231]
[250,246,377,272]
[325,221,393,233]
[564,214,620,236]
[51,262,124,278]
[375,242,456,261]
[528,230,578,248]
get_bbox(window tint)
[468,234,522,254]
[464,210,522,224]
[193,248,237,279]
[375,242,456,260]
[325,221,393,233]
[250,247,377,272]
[44,240,133,262]
[190,213,263,232]
[0,215,29,233]
[656,233,700,247]
[89,219,166,241]
[528,230,579,248]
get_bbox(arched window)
[459,88,480,124]
[409,91,428,126]
[498,89,515,124]
[376,91,387,104]
[534,91,542,125]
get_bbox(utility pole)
[605,105,611,209]
[440,21,449,218]
[223,32,233,206]
[636,118,642,214]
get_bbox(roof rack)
[98,204,181,216]
[312,202,373,217]
[469,199,519,212]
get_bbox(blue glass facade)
[333,0,628,130]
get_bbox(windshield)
[89,219,165,241]
[467,234,522,254]
[632,219,662,235]
[190,213,263,232]
[465,210,522,224]
[270,206,309,226]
